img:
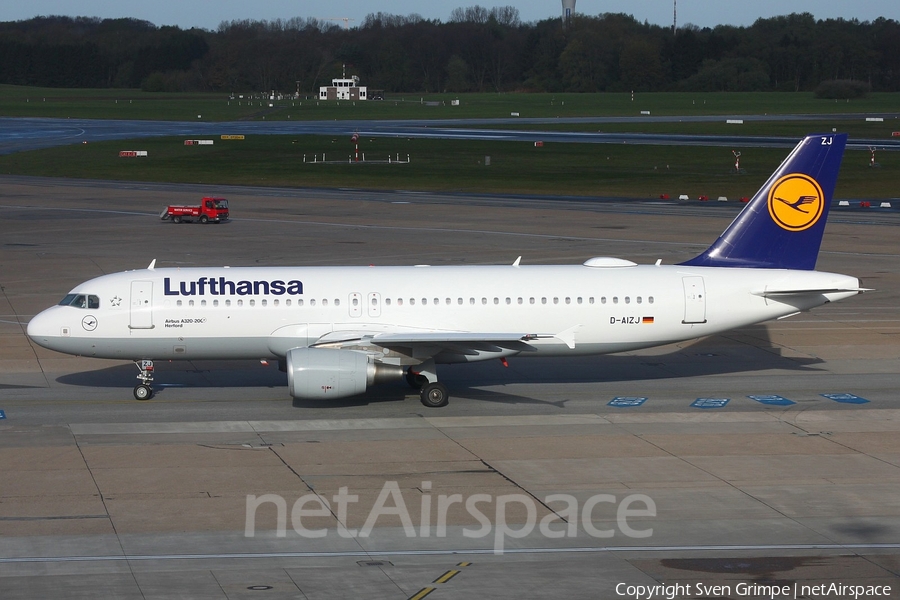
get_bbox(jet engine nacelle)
[285,347,404,399]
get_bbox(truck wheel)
[172,215,182,223]
[199,215,208,224]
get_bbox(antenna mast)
[673,0,677,36]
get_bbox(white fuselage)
[27,261,860,363]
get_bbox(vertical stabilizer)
[680,134,847,270]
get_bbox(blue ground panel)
[747,394,795,406]
[608,396,648,407]
[691,398,730,409]
[0,410,5,420]
[821,393,870,404]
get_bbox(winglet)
[512,256,522,267]
[680,134,847,270]
[147,259,157,271]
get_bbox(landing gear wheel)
[420,382,449,408]
[199,215,208,224]
[133,384,153,401]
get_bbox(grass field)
[1,134,894,199]
[3,84,900,122]
[2,85,897,197]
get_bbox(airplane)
[27,133,864,408]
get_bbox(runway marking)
[691,398,730,409]
[407,587,435,600]
[2,543,899,564]
[822,393,869,404]
[748,394,795,406]
[432,569,460,584]
[608,396,648,407]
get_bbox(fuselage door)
[367,292,381,318]
[349,292,362,318]
[130,280,154,329]
[682,276,707,324]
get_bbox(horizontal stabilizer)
[753,287,870,298]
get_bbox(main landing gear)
[133,359,154,400]
[406,362,450,408]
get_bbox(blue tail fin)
[680,133,847,270]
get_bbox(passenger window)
[649,296,655,304]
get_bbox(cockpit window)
[59,294,100,309]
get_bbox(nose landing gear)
[134,360,154,400]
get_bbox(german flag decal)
[642,317,655,324]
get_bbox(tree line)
[1,10,898,94]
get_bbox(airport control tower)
[561,0,576,26]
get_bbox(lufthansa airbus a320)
[27,134,864,407]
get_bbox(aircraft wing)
[308,329,580,359]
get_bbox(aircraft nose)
[27,306,66,349]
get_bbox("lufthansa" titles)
[163,277,303,296]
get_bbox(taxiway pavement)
[1,177,898,598]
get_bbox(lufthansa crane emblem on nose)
[767,173,825,232]
[82,315,98,331]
